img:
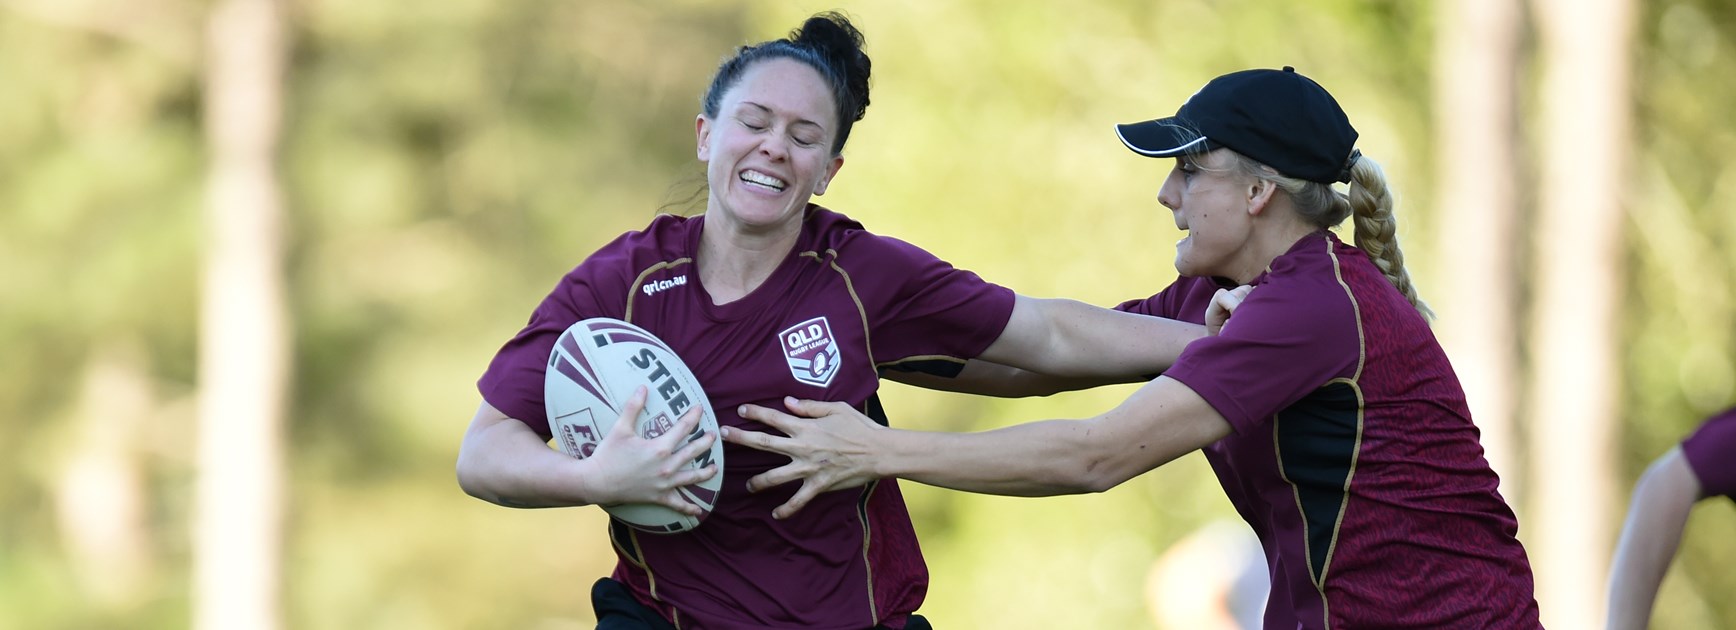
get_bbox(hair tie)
[1337,149,1362,184]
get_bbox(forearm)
[1607,448,1699,630]
[872,419,1127,496]
[456,409,597,509]
[877,378,1227,496]
[985,296,1204,378]
[886,360,1140,398]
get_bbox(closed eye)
[1176,160,1198,180]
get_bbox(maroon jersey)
[1681,408,1736,499]
[479,205,1015,629]
[1119,231,1541,629]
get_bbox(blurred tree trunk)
[1526,0,1635,626]
[1431,0,1524,506]
[194,0,290,628]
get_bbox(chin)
[1173,256,1199,278]
[726,199,803,226]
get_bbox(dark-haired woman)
[456,13,1202,629]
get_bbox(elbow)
[455,456,486,501]
[1063,457,1130,495]
[1048,425,1142,494]
[1078,467,1128,494]
[454,444,499,504]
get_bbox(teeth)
[740,170,787,191]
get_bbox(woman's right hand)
[579,386,719,515]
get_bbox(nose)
[1157,168,1182,211]
[758,134,790,162]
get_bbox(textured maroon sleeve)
[1681,408,1736,498]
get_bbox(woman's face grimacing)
[1157,149,1261,280]
[696,58,844,233]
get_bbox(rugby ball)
[544,317,722,533]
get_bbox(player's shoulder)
[1254,235,1360,314]
[1704,406,1736,428]
[1687,407,1736,448]
[801,204,937,261]
[618,212,699,257]
[800,204,870,249]
[559,214,698,294]
[589,213,696,263]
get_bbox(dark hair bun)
[699,11,874,153]
[792,12,870,123]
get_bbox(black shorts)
[590,578,932,630]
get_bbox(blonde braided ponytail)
[1346,156,1434,320]
[1225,149,1435,321]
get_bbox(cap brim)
[1115,118,1217,157]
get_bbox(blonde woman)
[728,67,1542,629]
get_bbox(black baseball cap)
[1115,67,1360,184]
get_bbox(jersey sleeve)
[1114,276,1220,325]
[1681,408,1736,499]
[1161,275,1361,435]
[476,239,636,439]
[838,233,1016,370]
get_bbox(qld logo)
[779,316,841,387]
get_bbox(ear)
[696,115,713,162]
[1245,178,1277,216]
[812,155,846,196]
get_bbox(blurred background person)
[1143,519,1268,630]
[1607,407,1736,630]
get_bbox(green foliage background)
[1,0,1733,628]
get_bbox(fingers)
[660,466,717,516]
[745,466,822,519]
[652,405,707,450]
[1206,285,1254,336]
[680,464,719,487]
[669,423,717,472]
[1230,285,1252,303]
[1224,285,1252,306]
[783,397,853,419]
[606,386,649,440]
[1209,288,1234,311]
[737,402,799,431]
[772,481,824,520]
[720,424,792,455]
[744,463,804,494]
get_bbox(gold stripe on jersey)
[857,479,880,626]
[609,524,669,612]
[801,249,879,377]
[624,258,694,322]
[802,248,882,623]
[1272,235,1370,630]
[1315,379,1366,614]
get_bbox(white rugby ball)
[544,317,722,533]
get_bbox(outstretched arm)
[456,388,718,513]
[1606,446,1703,630]
[892,286,1254,398]
[724,376,1232,518]
[882,360,1140,398]
[977,295,1204,378]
